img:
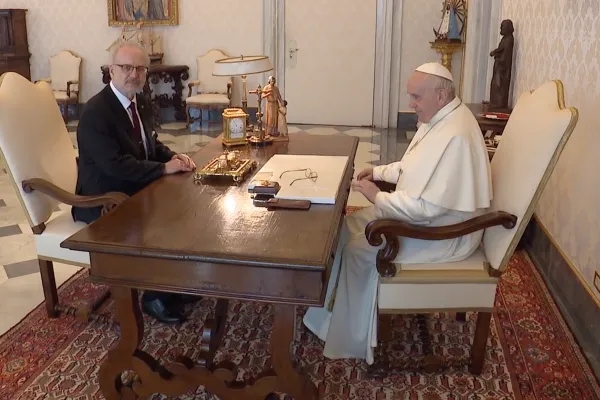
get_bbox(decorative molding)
[523,215,600,376]
[373,0,395,128]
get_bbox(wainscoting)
[522,215,600,379]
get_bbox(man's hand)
[351,178,381,204]
[164,155,195,175]
[356,167,374,181]
[172,153,196,170]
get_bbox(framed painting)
[108,0,179,26]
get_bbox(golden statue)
[261,76,284,137]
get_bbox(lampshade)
[213,55,273,76]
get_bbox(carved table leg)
[98,286,144,400]
[100,293,316,400]
[270,303,318,400]
[197,298,229,367]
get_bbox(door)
[284,0,377,126]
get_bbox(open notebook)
[250,155,349,204]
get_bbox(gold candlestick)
[247,84,273,146]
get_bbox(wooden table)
[101,64,189,124]
[62,134,359,400]
[466,102,512,135]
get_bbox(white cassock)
[303,96,493,364]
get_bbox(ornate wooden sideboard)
[101,64,189,125]
[0,9,31,80]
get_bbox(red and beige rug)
[1,252,599,399]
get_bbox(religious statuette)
[222,108,249,147]
[430,1,467,72]
[433,0,467,43]
[489,19,515,110]
[193,150,257,185]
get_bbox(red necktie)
[128,102,145,157]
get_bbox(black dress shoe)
[142,298,186,325]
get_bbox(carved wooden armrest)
[374,180,395,193]
[365,211,517,277]
[22,178,129,216]
[66,80,79,98]
[227,83,232,99]
[187,80,201,98]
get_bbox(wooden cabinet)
[0,9,31,80]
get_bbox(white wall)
[397,0,464,112]
[1,0,263,106]
[502,0,600,301]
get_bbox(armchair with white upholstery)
[367,80,578,376]
[0,72,127,320]
[36,50,82,124]
[185,49,232,127]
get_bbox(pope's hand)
[351,178,380,204]
[356,167,374,181]
[172,153,196,170]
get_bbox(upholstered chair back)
[0,72,78,228]
[196,49,232,94]
[49,50,81,93]
[483,80,578,272]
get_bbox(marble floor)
[0,120,414,335]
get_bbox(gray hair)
[109,41,150,66]
[432,75,456,99]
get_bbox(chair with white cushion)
[0,72,127,320]
[185,49,232,127]
[36,50,82,124]
[367,80,578,376]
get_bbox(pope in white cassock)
[303,62,493,364]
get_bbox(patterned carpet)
[1,250,599,399]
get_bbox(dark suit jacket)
[72,84,175,224]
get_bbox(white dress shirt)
[110,81,149,159]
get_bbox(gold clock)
[222,108,249,147]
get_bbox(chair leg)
[368,313,393,379]
[469,311,492,375]
[38,259,59,318]
[185,104,190,128]
[60,103,67,124]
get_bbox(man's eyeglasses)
[114,64,149,75]
[279,168,318,186]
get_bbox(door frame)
[262,0,398,128]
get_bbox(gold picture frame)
[108,0,179,26]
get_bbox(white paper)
[252,155,349,204]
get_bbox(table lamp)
[213,55,273,146]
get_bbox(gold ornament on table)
[248,83,273,146]
[430,0,467,72]
[221,108,249,147]
[193,149,257,185]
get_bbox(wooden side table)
[466,102,512,135]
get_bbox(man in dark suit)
[72,42,196,324]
